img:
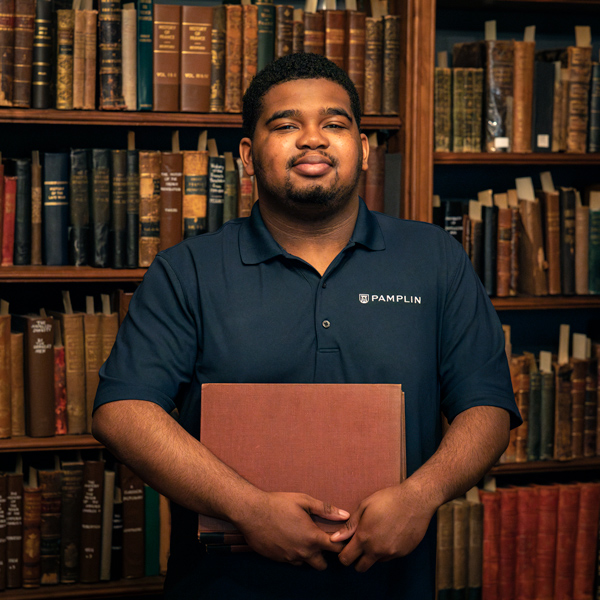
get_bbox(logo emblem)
[359,294,369,304]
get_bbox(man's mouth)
[290,154,334,177]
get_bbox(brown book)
[209,5,225,113]
[79,460,105,584]
[479,489,500,599]
[538,190,561,295]
[323,9,345,70]
[485,40,514,152]
[575,203,589,295]
[551,63,564,152]
[509,206,520,296]
[511,40,535,153]
[83,304,103,435]
[554,484,580,597]
[100,300,118,366]
[236,157,253,218]
[121,3,136,111]
[30,153,41,265]
[436,502,454,598]
[153,3,181,112]
[554,362,572,461]
[566,46,593,154]
[12,314,55,438]
[364,137,385,213]
[52,326,67,435]
[496,207,512,298]
[274,4,293,59]
[381,14,401,116]
[518,198,548,296]
[12,0,35,108]
[198,383,406,535]
[224,4,242,113]
[22,471,40,588]
[363,16,383,115]
[0,473,7,590]
[497,487,518,598]
[345,11,365,108]
[434,67,452,152]
[515,486,538,597]
[452,68,468,152]
[572,482,600,599]
[38,470,61,585]
[59,460,83,584]
[83,10,97,110]
[55,9,74,110]
[512,355,530,463]
[0,0,15,106]
[119,464,145,578]
[468,501,483,596]
[138,150,162,267]
[159,151,183,252]
[10,332,24,437]
[182,149,209,238]
[292,9,303,54]
[303,11,324,56]
[570,358,587,459]
[98,0,125,110]
[534,484,559,598]
[451,499,469,598]
[583,359,597,458]
[1,175,16,266]
[0,312,11,438]
[242,4,257,95]
[6,471,23,589]
[180,5,212,113]
[72,10,86,109]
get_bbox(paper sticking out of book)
[469,199,482,223]
[524,25,535,43]
[539,351,552,374]
[575,25,592,48]
[572,333,591,360]
[540,171,555,193]
[515,177,536,202]
[477,189,493,207]
[590,191,600,211]
[558,324,570,366]
[484,20,496,41]
[437,51,448,69]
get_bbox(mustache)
[286,151,339,170]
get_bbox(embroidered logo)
[359,294,422,304]
[359,294,370,304]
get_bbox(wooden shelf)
[0,266,147,283]
[491,296,600,310]
[0,576,164,599]
[0,434,102,453]
[491,456,600,475]
[434,152,600,165]
[0,108,401,131]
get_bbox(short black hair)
[242,53,362,139]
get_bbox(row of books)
[434,23,600,153]
[0,0,401,116]
[436,482,600,600]
[433,174,600,297]
[0,293,122,439]
[0,456,168,591]
[500,326,600,464]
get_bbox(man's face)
[240,79,369,219]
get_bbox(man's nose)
[296,124,329,149]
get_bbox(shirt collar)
[239,197,386,265]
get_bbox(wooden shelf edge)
[0,266,147,283]
[0,576,164,599]
[0,434,102,453]
[491,456,600,475]
[434,151,600,165]
[491,296,600,310]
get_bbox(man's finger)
[330,512,358,542]
[354,554,377,573]
[338,537,362,567]
[304,496,350,521]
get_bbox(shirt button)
[322,320,331,329]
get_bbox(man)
[93,53,520,599]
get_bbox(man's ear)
[239,137,255,176]
[360,133,369,172]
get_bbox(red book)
[573,482,600,600]
[498,487,518,600]
[1,176,17,266]
[534,485,559,599]
[480,489,501,600]
[53,345,67,435]
[515,486,538,600]
[554,483,581,600]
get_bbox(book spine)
[110,495,123,581]
[9,333,24,437]
[292,13,303,54]
[452,500,468,599]
[53,344,67,435]
[574,204,589,295]
[570,359,587,459]
[152,3,181,112]
[241,5,258,95]
[60,314,86,434]
[236,157,253,218]
[69,148,90,267]
[541,191,561,295]
[83,10,97,110]
[39,471,62,585]
[436,503,453,600]
[136,0,153,111]
[182,151,208,238]
[30,158,42,265]
[144,485,160,577]
[566,46,592,154]
[223,155,237,223]
[452,69,466,152]
[470,69,484,152]
[363,16,382,116]
[0,316,11,438]
[31,0,51,108]
[511,40,535,153]
[274,4,292,59]
[535,485,558,597]
[126,149,140,268]
[555,484,581,597]
[43,152,69,263]
[98,0,125,110]
[159,152,183,252]
[12,0,35,107]
[532,61,555,152]
[209,5,225,113]
[573,483,600,599]
[509,207,519,296]
[482,205,498,297]
[559,188,576,295]
[119,464,145,579]
[302,11,323,57]
[1,176,17,266]
[515,487,537,598]
[0,0,15,106]
[479,490,500,600]
[121,6,136,110]
[498,488,518,598]
[434,67,452,152]
[207,155,225,233]
[6,473,23,589]
[90,148,111,268]
[83,312,102,433]
[364,143,385,212]
[554,363,573,461]
[381,15,400,116]
[346,11,365,108]
[527,370,541,461]
[79,461,105,584]
[539,371,555,460]
[496,207,511,297]
[590,206,600,294]
[13,158,31,265]
[256,1,274,72]
[72,10,85,109]
[485,40,514,152]
[138,150,161,267]
[463,69,475,152]
[0,475,7,590]
[514,355,529,463]
[55,9,74,110]
[583,364,597,458]
[99,470,115,581]
[111,149,128,269]
[59,463,83,584]
[224,4,242,113]
[323,10,345,70]
[589,63,600,152]
[22,484,41,588]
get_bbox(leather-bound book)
[511,40,535,153]
[236,157,253,218]
[42,152,69,265]
[381,14,400,116]
[138,150,161,267]
[38,470,62,585]
[573,482,600,599]
[497,487,518,599]
[469,208,484,283]
[119,464,145,579]
[436,502,453,600]
[0,0,15,106]
[0,311,11,438]
[559,187,576,295]
[303,10,324,56]
[126,149,140,268]
[55,9,74,110]
[570,358,587,459]
[574,203,589,295]
[482,203,498,296]
[509,205,520,296]
[467,68,484,152]
[242,4,258,95]
[207,151,225,233]
[224,4,242,113]
[223,152,237,224]
[6,471,23,589]
[479,490,500,600]
[346,11,365,108]
[31,0,51,108]
[434,67,452,152]
[468,501,483,599]
[553,362,572,461]
[10,332,25,437]
[209,5,225,113]
[538,190,561,295]
[100,294,118,365]
[527,358,541,461]
[69,149,90,267]
[534,484,559,597]
[539,371,555,460]
[90,148,111,268]
[274,4,292,59]
[159,151,183,251]
[552,64,566,152]
[518,198,548,296]
[153,3,181,112]
[451,499,468,599]
[111,149,128,269]
[496,206,512,297]
[182,149,208,238]
[12,314,55,437]
[53,326,67,435]
[144,485,160,576]
[22,472,41,588]
[453,40,485,69]
[589,62,600,152]
[583,361,597,458]
[13,158,31,265]
[198,383,406,536]
[98,0,125,110]
[515,486,538,598]
[110,488,123,581]
[0,474,7,589]
[100,470,115,581]
[79,460,105,584]
[83,300,102,431]
[1,175,17,266]
[158,493,169,575]
[292,8,303,54]
[59,460,83,584]
[256,0,274,72]
[30,152,41,265]
[121,3,136,110]
[554,484,581,598]
[136,0,153,111]
[512,354,530,463]
[12,0,35,108]
[323,10,345,69]
[180,5,212,113]
[565,46,592,153]
[452,68,467,152]
[83,9,97,110]
[590,196,600,294]
[73,10,86,109]
[531,60,555,152]
[364,137,385,212]
[485,40,514,152]
[363,16,381,113]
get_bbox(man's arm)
[92,399,348,569]
[331,405,510,571]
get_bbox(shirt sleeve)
[93,252,199,414]
[438,235,522,429]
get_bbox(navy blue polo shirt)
[95,199,520,599]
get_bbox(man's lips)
[291,154,334,177]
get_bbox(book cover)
[110,488,123,581]
[90,148,111,268]
[53,326,67,435]
[159,151,183,251]
[22,472,41,588]
[12,0,35,108]
[0,0,15,106]
[583,356,597,458]
[565,46,592,154]
[153,3,181,112]
[111,149,128,269]
[69,148,90,267]
[485,40,514,152]
[538,190,561,295]
[136,0,153,111]
[13,158,31,265]
[451,499,469,599]
[497,487,518,599]
[0,474,7,590]
[554,484,581,597]
[468,500,483,600]
[532,60,555,152]
[559,187,576,295]
[303,10,324,57]
[511,40,535,153]
[515,486,538,598]
[534,484,559,598]
[274,4,292,59]
[256,0,274,72]
[436,502,453,600]
[98,0,125,110]
[346,11,365,108]
[144,485,160,577]
[479,489,500,600]
[73,10,86,109]
[79,460,105,584]
[518,197,548,296]
[0,312,11,438]
[496,206,511,297]
[30,153,41,265]
[126,149,140,268]
[83,303,102,431]
[574,203,589,295]
[55,9,74,110]
[363,16,382,116]
[9,332,24,437]
[241,4,258,95]
[1,176,16,266]
[235,157,253,219]
[589,62,600,152]
[38,470,62,585]
[482,204,498,297]
[590,196,600,294]
[539,371,555,460]
[570,358,587,459]
[182,149,208,238]
[59,460,83,584]
[381,14,400,115]
[209,5,225,113]
[434,67,452,152]
[138,150,161,267]
[6,471,23,589]
[83,9,98,110]
[224,5,242,113]
[223,152,237,224]
[572,482,600,599]
[119,464,144,579]
[554,362,572,461]
[207,153,225,233]
[99,469,115,581]
[121,3,136,111]
[292,9,303,55]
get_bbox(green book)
[256,0,275,72]
[527,369,541,461]
[144,485,160,577]
[137,0,153,110]
[539,371,555,460]
[589,196,600,294]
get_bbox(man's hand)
[236,491,350,570]
[329,481,436,572]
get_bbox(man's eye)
[275,124,296,131]
[325,123,345,129]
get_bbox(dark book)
[126,149,140,268]
[0,474,7,590]
[496,206,511,298]
[1,175,16,266]
[6,471,23,589]
[274,4,292,59]
[207,154,225,233]
[59,460,83,584]
[182,150,208,238]
[573,483,600,599]
[539,371,555,460]
[42,152,69,265]
[566,46,593,154]
[208,5,225,113]
[555,484,580,597]
[436,502,453,600]
[159,151,183,251]
[485,40,514,152]
[590,198,600,294]
[138,150,161,267]
[98,0,125,110]
[589,62,600,152]
[0,0,15,106]
[470,215,484,284]
[451,499,469,599]
[531,60,555,153]
[223,152,237,224]
[224,4,242,113]
[119,464,144,579]
[69,148,90,267]
[13,158,31,265]
[38,470,61,585]
[111,149,127,269]
[452,68,468,152]
[527,363,541,461]
[468,501,483,600]
[570,358,587,459]
[153,3,181,112]
[110,488,123,581]
[22,470,41,589]
[12,0,35,107]
[453,40,485,69]
[136,0,153,111]
[53,329,67,435]
[559,187,576,295]
[144,485,160,577]
[323,10,345,70]
[444,200,465,244]
[479,490,500,600]
[30,152,42,265]
[302,10,324,57]
[482,204,498,296]
[434,67,452,152]
[79,460,105,584]
[256,0,274,72]
[381,14,400,115]
[538,190,561,295]
[554,362,572,461]
[90,148,111,268]
[345,11,366,109]
[291,9,303,55]
[363,16,382,116]
[582,360,596,458]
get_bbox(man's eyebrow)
[264,109,302,126]
[321,107,353,122]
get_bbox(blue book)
[137,0,153,110]
[43,153,69,265]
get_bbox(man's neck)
[259,197,360,276]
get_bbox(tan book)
[121,3,137,111]
[153,3,181,112]
[138,150,162,267]
[83,297,103,435]
[575,203,589,295]
[10,332,25,437]
[512,40,535,153]
[434,67,452,152]
[274,4,293,59]
[241,4,258,95]
[566,45,593,154]
[485,39,514,152]
[381,14,401,115]
[345,11,365,108]
[82,9,97,110]
[538,190,561,295]
[0,309,11,438]
[100,294,119,366]
[518,197,548,296]
[292,8,304,54]
[72,10,86,109]
[224,4,242,113]
[363,16,382,115]
[198,383,406,536]
[55,9,74,110]
[182,148,209,238]
[436,502,454,598]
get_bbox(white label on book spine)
[494,137,509,149]
[537,134,550,148]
